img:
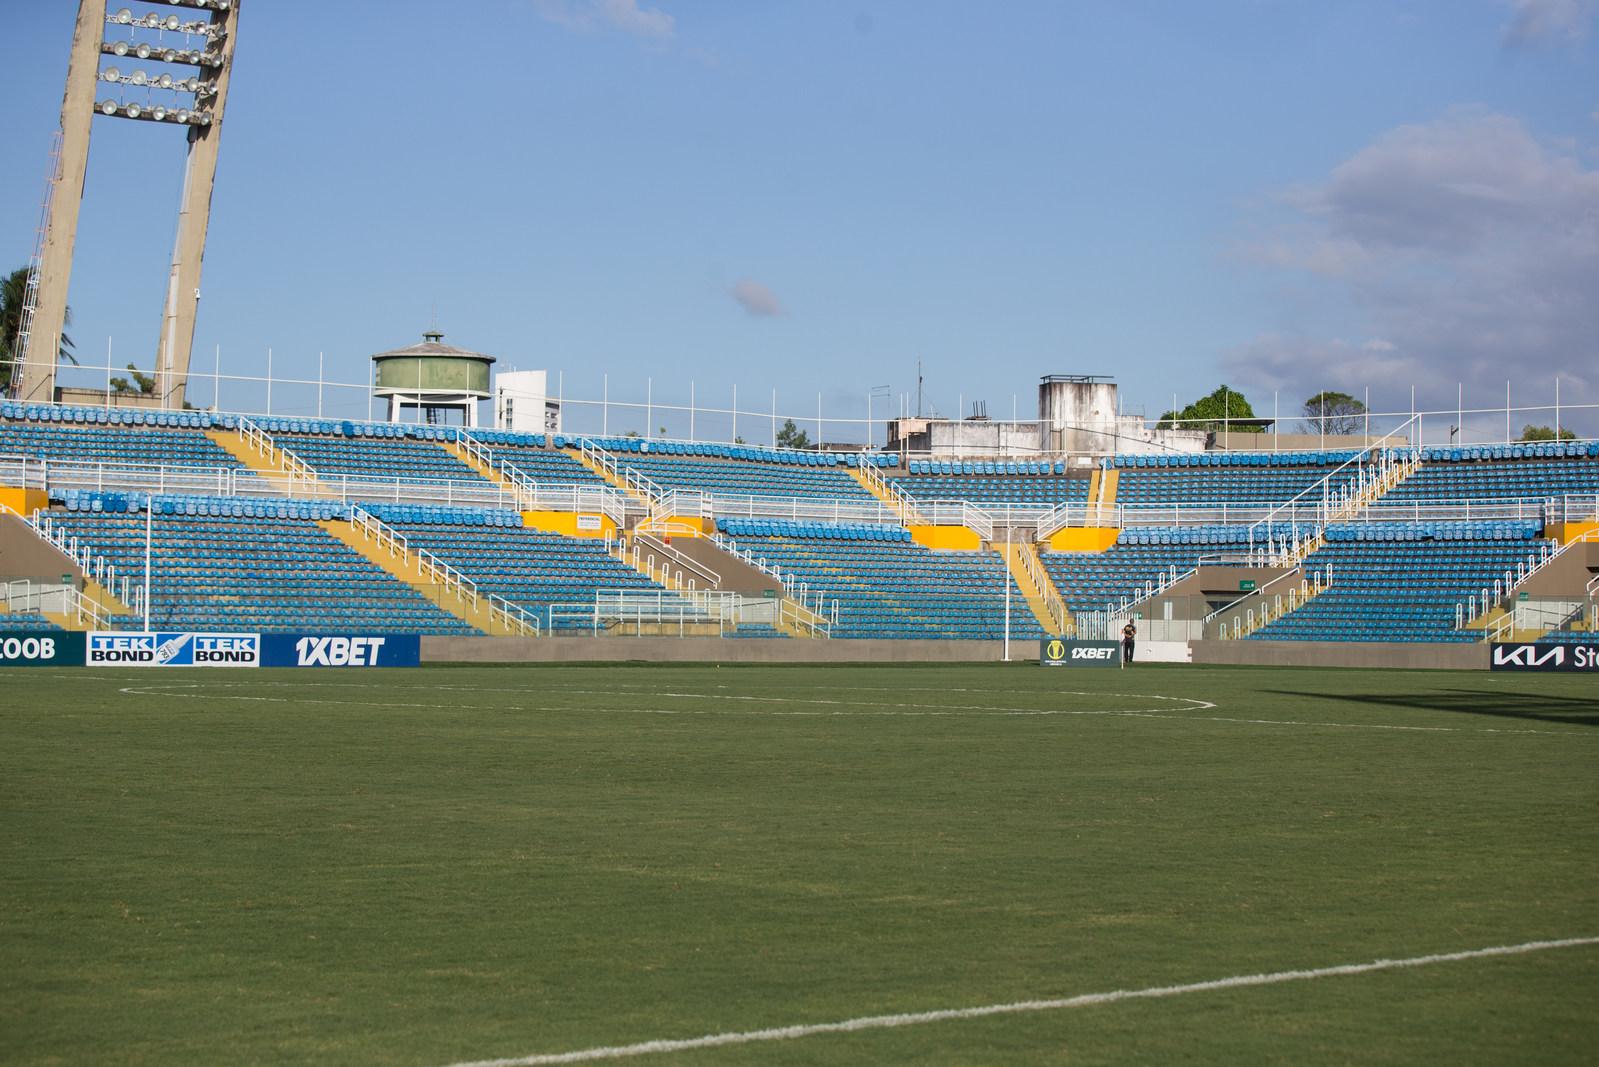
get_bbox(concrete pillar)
[16,0,105,404]
[155,3,240,411]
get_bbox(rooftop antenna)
[916,359,923,418]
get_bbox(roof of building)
[371,331,495,364]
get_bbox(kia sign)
[0,631,84,667]
[1041,639,1122,668]
[1490,642,1599,672]
[259,634,421,668]
[87,632,260,666]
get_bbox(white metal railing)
[1009,541,1069,634]
[855,457,925,524]
[1557,493,1599,524]
[546,587,831,639]
[577,437,664,512]
[1246,422,1422,549]
[633,531,722,587]
[0,453,47,489]
[12,503,144,617]
[1216,571,1330,640]
[705,530,838,623]
[346,506,539,637]
[1202,563,1328,624]
[237,415,319,490]
[0,578,106,630]
[454,429,629,527]
[1457,529,1599,637]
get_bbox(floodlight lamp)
[101,67,120,82]
[99,99,118,115]
[164,15,181,31]
[196,111,212,125]
[141,13,160,28]
[162,49,178,62]
[175,108,191,123]
[215,0,232,10]
[129,70,147,85]
[114,8,133,24]
[125,103,142,118]
[111,41,129,56]
[135,42,152,59]
[156,73,174,88]
[151,106,168,121]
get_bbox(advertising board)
[1489,642,1599,672]
[0,631,84,667]
[86,632,260,666]
[259,634,421,668]
[1040,639,1122,668]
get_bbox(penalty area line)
[440,935,1599,1067]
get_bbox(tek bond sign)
[1489,642,1599,672]
[0,631,85,667]
[1040,639,1122,668]
[259,635,420,668]
[88,632,261,666]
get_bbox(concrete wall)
[1212,431,1385,452]
[423,635,1021,664]
[420,635,1492,669]
[0,514,79,584]
[1191,639,1486,670]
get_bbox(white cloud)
[533,0,675,41]
[1501,0,1597,47]
[730,279,783,318]
[1229,111,1599,410]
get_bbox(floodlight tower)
[12,0,240,409]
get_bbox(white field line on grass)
[441,936,1599,1067]
[113,682,1589,736]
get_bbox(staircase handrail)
[1458,530,1591,627]
[237,416,319,490]
[633,531,722,587]
[1247,416,1421,547]
[8,501,142,615]
[1012,541,1069,634]
[856,457,925,525]
[347,505,536,635]
[0,577,107,630]
[1203,562,1329,623]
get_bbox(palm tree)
[1,265,77,394]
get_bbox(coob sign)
[0,631,84,667]
[87,632,260,666]
[1490,642,1599,672]
[1040,639,1121,667]
[260,634,421,668]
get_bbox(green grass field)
[2,663,1596,1066]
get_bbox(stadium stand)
[0,612,62,632]
[1247,520,1551,643]
[8,399,1599,650]
[43,492,478,634]
[366,503,672,627]
[1039,525,1253,612]
[889,460,1090,504]
[271,433,489,485]
[1379,443,1599,503]
[0,410,247,469]
[466,431,610,487]
[564,437,882,501]
[1111,450,1362,505]
[715,518,1044,640]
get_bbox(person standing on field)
[1121,620,1136,665]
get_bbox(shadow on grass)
[1267,689,1599,728]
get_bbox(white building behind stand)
[494,370,562,434]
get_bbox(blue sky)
[3,0,1596,435]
